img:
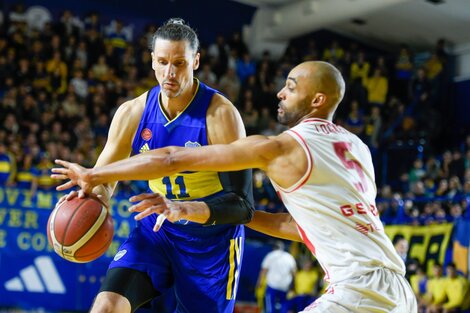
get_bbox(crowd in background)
[0,4,469,312]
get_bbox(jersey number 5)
[333,141,368,193]
[162,176,190,199]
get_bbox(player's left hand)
[128,193,187,232]
[51,160,94,194]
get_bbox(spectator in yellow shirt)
[322,40,344,62]
[295,259,320,296]
[46,51,68,94]
[350,51,370,86]
[366,68,388,107]
[441,263,470,313]
[424,53,443,81]
[424,263,446,313]
[285,259,320,313]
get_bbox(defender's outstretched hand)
[129,193,187,232]
[51,160,95,194]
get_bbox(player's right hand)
[55,190,79,209]
[56,191,109,209]
[51,159,94,194]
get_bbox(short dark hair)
[150,18,199,54]
[392,234,406,246]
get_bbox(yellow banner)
[385,224,453,274]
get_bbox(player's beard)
[277,98,310,127]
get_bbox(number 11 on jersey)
[162,176,190,199]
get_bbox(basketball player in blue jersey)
[56,19,254,313]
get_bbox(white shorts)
[300,268,417,313]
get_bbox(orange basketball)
[47,196,114,263]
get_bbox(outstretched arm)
[247,211,303,242]
[52,134,283,193]
[52,89,308,193]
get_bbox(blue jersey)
[110,80,244,313]
[131,80,237,235]
[15,166,39,189]
[0,153,14,185]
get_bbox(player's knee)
[91,291,131,313]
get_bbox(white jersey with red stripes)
[272,118,405,284]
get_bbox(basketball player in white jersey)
[53,61,418,312]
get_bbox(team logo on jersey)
[184,141,201,148]
[113,249,127,261]
[141,128,152,141]
[139,143,150,153]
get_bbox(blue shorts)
[109,216,244,313]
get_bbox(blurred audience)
[0,8,467,313]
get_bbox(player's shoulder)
[206,91,246,144]
[207,92,238,117]
[209,92,237,112]
[114,91,148,120]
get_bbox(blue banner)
[0,187,135,311]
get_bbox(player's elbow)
[158,148,183,173]
[280,221,303,242]
[230,196,255,224]
[237,198,255,224]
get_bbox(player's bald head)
[277,61,346,126]
[291,61,345,113]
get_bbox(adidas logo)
[4,256,66,294]
[139,143,150,153]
